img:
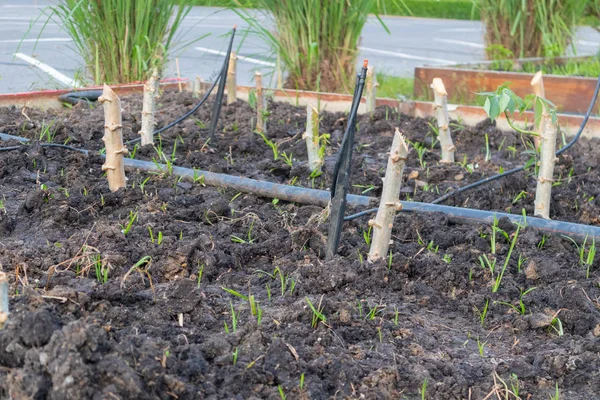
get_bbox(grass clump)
[475,0,588,59]
[38,0,194,84]
[235,0,390,93]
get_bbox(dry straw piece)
[430,78,455,163]
[368,128,409,262]
[304,104,322,173]
[139,67,160,146]
[99,84,128,192]
[227,52,238,105]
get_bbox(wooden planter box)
[414,56,598,115]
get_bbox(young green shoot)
[494,287,537,315]
[492,226,520,293]
[119,211,139,235]
[197,262,204,288]
[474,298,490,327]
[305,296,326,329]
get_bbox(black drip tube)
[1,132,599,242]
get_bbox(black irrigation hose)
[343,73,600,221]
[208,27,236,142]
[0,133,89,155]
[2,132,600,242]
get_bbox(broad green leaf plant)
[479,84,557,136]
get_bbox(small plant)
[492,226,520,293]
[366,303,384,320]
[564,235,596,278]
[305,296,326,329]
[38,120,57,142]
[393,306,399,326]
[413,141,427,168]
[420,378,428,400]
[232,347,239,366]
[119,211,139,235]
[479,84,557,135]
[224,301,239,333]
[550,316,564,337]
[231,220,255,244]
[495,287,537,315]
[509,374,520,398]
[93,254,108,284]
[362,226,372,246]
[281,151,293,167]
[550,382,560,400]
[197,262,205,288]
[476,336,487,357]
[278,385,286,400]
[256,130,279,160]
[474,298,489,327]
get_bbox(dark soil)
[1,91,600,399]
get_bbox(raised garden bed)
[1,89,600,398]
[415,56,600,115]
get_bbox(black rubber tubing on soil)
[1,133,600,242]
[0,133,89,155]
[208,27,236,141]
[343,73,600,221]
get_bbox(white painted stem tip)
[430,77,455,163]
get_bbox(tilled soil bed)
[0,91,600,399]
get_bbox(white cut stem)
[0,272,8,329]
[99,84,128,192]
[365,66,378,114]
[531,71,545,149]
[139,67,159,146]
[368,128,409,262]
[255,72,266,134]
[430,78,455,163]
[304,105,321,172]
[534,111,558,219]
[227,52,238,105]
[194,76,202,96]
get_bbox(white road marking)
[434,39,485,49]
[438,28,480,33]
[358,46,455,65]
[195,46,275,66]
[578,40,600,47]
[0,38,71,43]
[14,53,81,87]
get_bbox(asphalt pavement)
[1,0,599,94]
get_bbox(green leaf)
[499,92,511,114]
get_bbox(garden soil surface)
[1,90,600,399]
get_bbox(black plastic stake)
[326,61,369,259]
[208,26,237,142]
